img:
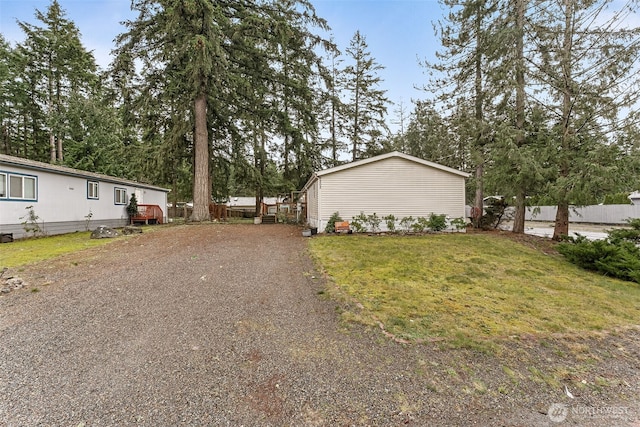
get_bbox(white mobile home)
[0,154,169,239]
[302,151,470,232]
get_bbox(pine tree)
[114,0,229,221]
[343,31,390,161]
[529,0,640,239]
[428,0,502,227]
[17,0,98,164]
[318,43,348,167]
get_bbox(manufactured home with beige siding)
[302,151,470,232]
[0,154,169,239]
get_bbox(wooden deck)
[131,204,164,225]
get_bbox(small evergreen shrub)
[557,219,640,283]
[479,198,508,229]
[325,211,342,233]
[127,194,139,218]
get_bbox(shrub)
[411,216,429,233]
[127,193,139,219]
[450,217,467,230]
[400,216,415,233]
[557,220,640,283]
[479,197,508,230]
[367,213,381,233]
[325,211,342,233]
[20,205,44,236]
[427,213,447,232]
[351,212,368,233]
[383,214,397,233]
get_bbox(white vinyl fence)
[466,204,640,224]
[524,205,640,224]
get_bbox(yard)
[309,231,640,348]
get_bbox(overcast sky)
[0,0,444,125]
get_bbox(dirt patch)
[1,223,639,426]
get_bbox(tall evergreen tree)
[17,0,98,163]
[0,35,17,156]
[317,43,347,167]
[529,0,640,239]
[343,30,390,161]
[115,0,229,221]
[429,0,501,226]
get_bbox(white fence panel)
[525,205,640,224]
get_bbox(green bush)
[479,198,509,229]
[427,213,447,232]
[450,217,467,230]
[351,212,368,233]
[411,216,429,233]
[400,216,415,233]
[325,211,342,233]
[127,194,139,219]
[367,213,381,233]
[383,214,397,233]
[557,220,640,283]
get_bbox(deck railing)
[131,204,164,224]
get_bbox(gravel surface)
[1,224,639,426]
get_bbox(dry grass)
[309,233,640,346]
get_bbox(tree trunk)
[49,133,56,163]
[512,190,526,234]
[190,93,211,222]
[473,161,483,228]
[512,0,526,234]
[553,201,569,240]
[57,136,63,162]
[552,0,573,241]
[472,11,484,230]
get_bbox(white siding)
[317,157,466,230]
[1,164,168,239]
[305,178,320,228]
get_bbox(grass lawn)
[0,226,159,268]
[309,232,640,347]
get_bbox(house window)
[114,187,127,205]
[2,172,37,201]
[88,181,99,199]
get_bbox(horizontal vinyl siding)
[319,157,466,224]
[305,180,320,228]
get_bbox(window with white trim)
[2,173,37,201]
[0,173,5,198]
[114,187,127,205]
[88,181,99,199]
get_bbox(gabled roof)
[0,154,170,193]
[302,151,470,192]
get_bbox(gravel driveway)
[1,224,639,426]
